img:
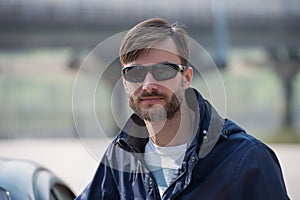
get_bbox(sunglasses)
[122,62,186,83]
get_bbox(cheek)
[125,83,141,97]
[160,76,184,93]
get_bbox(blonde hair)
[119,18,190,66]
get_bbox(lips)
[139,96,165,105]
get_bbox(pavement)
[0,138,299,199]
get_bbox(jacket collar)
[116,88,225,158]
[197,100,224,158]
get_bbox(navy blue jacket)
[76,89,289,200]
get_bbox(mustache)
[137,90,168,100]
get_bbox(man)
[76,18,289,199]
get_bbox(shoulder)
[219,119,279,163]
[221,119,281,167]
[220,121,289,199]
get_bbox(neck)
[144,103,195,147]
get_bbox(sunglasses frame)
[122,62,186,83]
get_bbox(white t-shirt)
[144,139,187,196]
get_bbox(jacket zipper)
[116,138,162,200]
[161,144,200,199]
[161,161,189,199]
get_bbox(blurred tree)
[269,46,300,129]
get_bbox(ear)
[183,67,193,89]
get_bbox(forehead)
[124,37,181,67]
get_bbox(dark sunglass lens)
[124,66,147,82]
[152,64,178,81]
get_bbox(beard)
[129,84,184,122]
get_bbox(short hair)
[119,18,190,66]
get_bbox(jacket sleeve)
[229,143,290,200]
[75,146,120,200]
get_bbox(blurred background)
[0,0,299,198]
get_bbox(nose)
[142,72,157,93]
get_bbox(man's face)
[128,78,184,122]
[122,37,192,122]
